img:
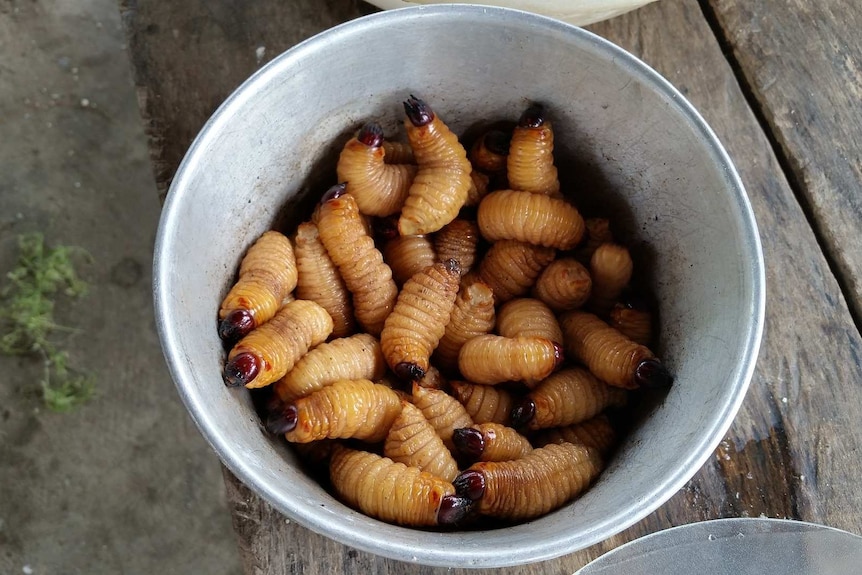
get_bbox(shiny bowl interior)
[153,5,764,568]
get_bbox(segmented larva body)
[411,383,474,451]
[293,221,355,338]
[274,333,386,402]
[469,129,510,174]
[588,243,633,315]
[224,299,333,389]
[477,190,585,250]
[382,234,437,286]
[531,414,617,455]
[449,380,516,426]
[478,240,555,303]
[464,170,491,207]
[560,311,671,390]
[458,334,562,387]
[281,379,402,443]
[576,218,614,263]
[382,140,415,165]
[433,277,496,373]
[513,367,628,430]
[456,443,602,521]
[532,258,592,312]
[329,446,467,527]
[496,298,563,345]
[453,423,533,462]
[381,259,461,381]
[506,105,560,196]
[218,230,298,342]
[433,218,480,277]
[384,400,459,482]
[609,302,653,346]
[336,123,417,217]
[315,188,398,336]
[398,96,472,235]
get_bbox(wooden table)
[120,0,862,572]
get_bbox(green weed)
[0,232,94,411]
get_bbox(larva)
[433,218,480,277]
[449,380,516,426]
[218,230,298,342]
[496,298,563,345]
[452,423,532,463]
[506,104,560,196]
[381,259,461,381]
[560,310,672,389]
[293,221,355,338]
[458,334,562,387]
[382,233,437,286]
[411,383,474,451]
[384,400,460,482]
[588,243,633,315]
[315,185,398,336]
[329,445,472,527]
[510,367,628,430]
[223,299,333,389]
[398,96,472,235]
[609,298,653,346]
[477,240,555,303]
[469,129,510,174]
[453,442,602,521]
[267,378,402,443]
[433,277,496,373]
[477,190,585,250]
[273,333,386,402]
[531,414,618,455]
[336,123,417,217]
[531,257,592,312]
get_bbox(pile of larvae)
[218,96,672,528]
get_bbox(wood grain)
[121,0,862,572]
[704,0,862,322]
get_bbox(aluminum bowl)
[154,5,764,568]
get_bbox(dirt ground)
[0,1,241,573]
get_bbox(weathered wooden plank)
[121,0,862,573]
[704,0,862,323]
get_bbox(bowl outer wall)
[153,5,765,568]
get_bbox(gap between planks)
[697,0,862,337]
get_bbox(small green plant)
[0,232,95,411]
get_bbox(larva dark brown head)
[634,358,674,389]
[223,352,260,387]
[320,183,347,203]
[553,342,565,369]
[218,309,255,343]
[437,495,473,525]
[265,404,298,434]
[453,470,486,501]
[452,428,485,460]
[510,397,537,428]
[518,104,546,128]
[403,95,434,127]
[483,129,511,156]
[394,361,426,383]
[357,122,385,148]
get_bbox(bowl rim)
[153,4,766,568]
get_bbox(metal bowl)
[154,5,764,568]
